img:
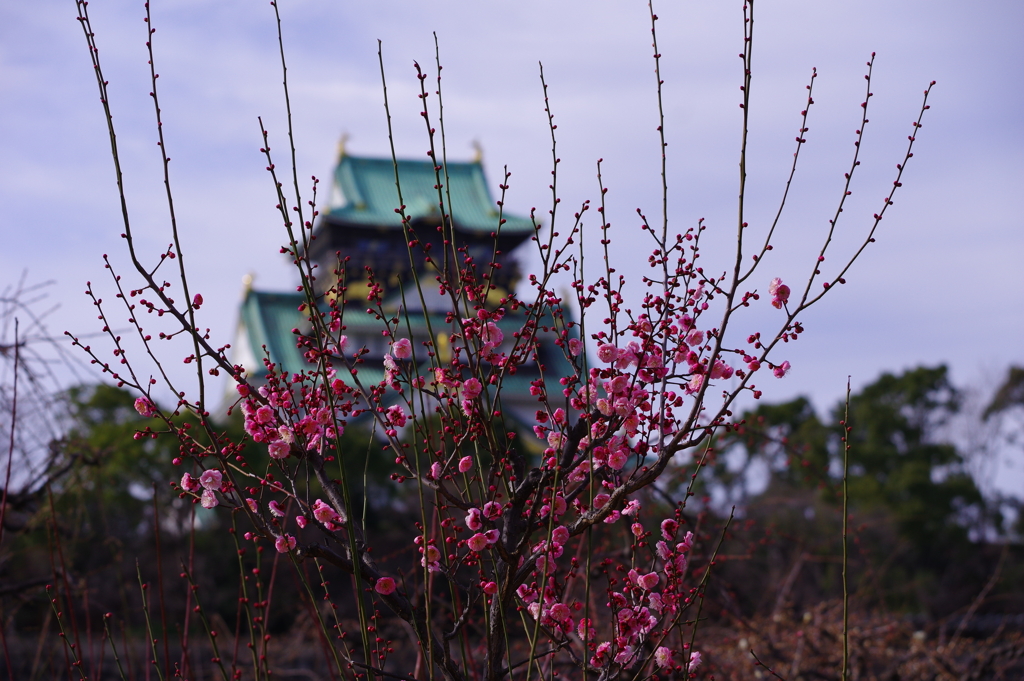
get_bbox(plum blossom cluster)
[238,382,339,456]
[144,192,818,678]
[70,1,934,675]
[511,508,704,673]
[92,128,896,679]
[179,468,224,510]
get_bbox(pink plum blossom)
[568,459,591,482]
[480,322,503,347]
[711,360,734,380]
[268,441,290,459]
[383,354,398,383]
[199,469,222,491]
[134,396,157,418]
[548,603,570,622]
[661,518,679,540]
[312,499,344,528]
[568,338,583,356]
[769,277,791,309]
[467,533,489,552]
[616,342,641,369]
[638,572,660,590]
[462,377,482,399]
[274,534,296,553]
[386,404,408,428]
[596,343,617,363]
[391,338,412,359]
[607,449,628,470]
[180,472,200,492]
[482,501,502,519]
[551,495,567,517]
[516,584,538,602]
[465,508,483,530]
[654,646,674,669]
[551,525,569,546]
[200,489,218,509]
[458,456,473,473]
[374,577,396,595]
[593,642,612,667]
[773,360,791,378]
[608,374,630,396]
[268,500,285,517]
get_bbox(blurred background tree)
[698,365,1021,623]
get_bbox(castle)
[231,146,575,425]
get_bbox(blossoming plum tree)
[67,0,934,679]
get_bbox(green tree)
[728,366,983,549]
[843,366,982,554]
[712,366,996,616]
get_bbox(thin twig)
[102,614,129,681]
[750,649,788,680]
[841,377,851,681]
[950,543,1008,647]
[0,318,17,548]
[0,318,17,681]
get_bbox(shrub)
[51,0,938,678]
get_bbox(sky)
[1,1,1022,493]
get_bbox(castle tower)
[232,149,575,425]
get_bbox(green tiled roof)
[239,290,308,377]
[327,155,534,234]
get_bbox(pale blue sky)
[2,1,1022,491]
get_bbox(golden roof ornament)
[336,132,349,162]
